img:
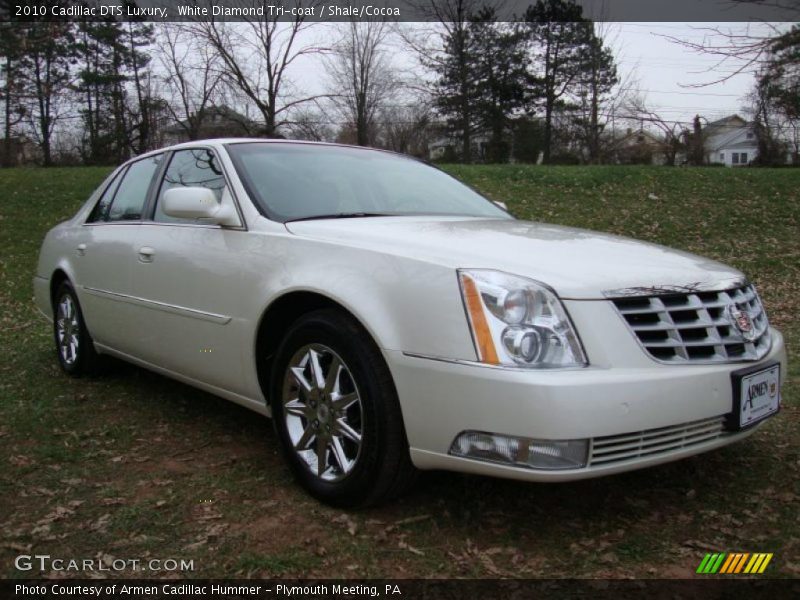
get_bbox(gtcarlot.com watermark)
[15,554,194,573]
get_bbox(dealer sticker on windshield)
[731,363,780,430]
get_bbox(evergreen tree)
[15,22,76,166]
[574,30,617,163]
[511,117,545,163]
[73,7,156,162]
[760,25,799,164]
[688,115,705,166]
[74,19,128,163]
[469,17,533,162]
[0,23,24,166]
[430,5,483,162]
[122,9,156,154]
[524,0,593,164]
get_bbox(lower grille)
[589,416,727,466]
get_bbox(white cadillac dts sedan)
[35,140,786,507]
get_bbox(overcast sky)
[603,22,780,124]
[284,21,785,129]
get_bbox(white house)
[428,133,491,161]
[703,115,759,167]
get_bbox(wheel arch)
[254,290,390,403]
[50,268,71,306]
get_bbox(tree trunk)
[33,56,52,166]
[356,91,368,146]
[543,96,553,164]
[542,37,553,164]
[128,24,148,154]
[3,54,12,166]
[692,115,704,166]
[457,33,471,164]
[589,65,599,163]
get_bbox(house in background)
[609,128,669,165]
[428,133,491,162]
[703,114,758,167]
[163,105,261,145]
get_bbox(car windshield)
[225,143,511,223]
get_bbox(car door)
[74,154,165,352]
[127,147,250,396]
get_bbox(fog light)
[450,431,589,470]
[527,439,588,470]
[450,431,521,464]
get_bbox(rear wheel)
[53,281,100,377]
[269,309,417,507]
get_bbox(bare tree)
[402,1,490,162]
[192,5,328,137]
[0,23,25,166]
[16,22,75,166]
[326,20,396,147]
[379,101,433,156]
[662,22,791,87]
[745,69,790,165]
[157,24,222,141]
[622,93,686,166]
[285,106,336,141]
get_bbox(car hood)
[285,216,744,299]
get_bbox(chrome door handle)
[138,246,155,263]
[77,243,87,256]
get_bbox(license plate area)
[728,363,781,431]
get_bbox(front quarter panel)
[245,223,478,364]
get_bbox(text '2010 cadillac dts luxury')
[34,140,787,506]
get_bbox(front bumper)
[387,328,786,482]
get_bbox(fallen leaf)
[394,514,431,527]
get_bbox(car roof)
[132,138,407,163]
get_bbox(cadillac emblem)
[728,304,756,341]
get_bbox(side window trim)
[142,150,173,221]
[86,165,128,224]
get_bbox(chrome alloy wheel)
[282,344,364,482]
[56,294,80,366]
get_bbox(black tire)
[52,281,101,377]
[269,309,417,508]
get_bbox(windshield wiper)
[285,212,395,223]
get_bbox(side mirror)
[493,200,508,211]
[162,187,238,226]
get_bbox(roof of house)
[704,114,747,131]
[612,129,666,149]
[703,115,749,141]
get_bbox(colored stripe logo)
[696,552,773,574]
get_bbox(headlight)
[458,269,587,368]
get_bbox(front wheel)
[53,281,101,377]
[269,309,416,507]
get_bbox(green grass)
[0,165,797,579]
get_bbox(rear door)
[75,154,165,351]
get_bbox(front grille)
[589,416,727,466]
[611,284,770,363]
